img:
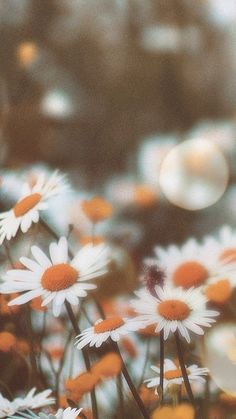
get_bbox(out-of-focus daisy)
[154,237,236,290]
[9,407,82,419]
[91,352,122,379]
[131,286,218,342]
[145,359,208,393]
[1,237,109,316]
[0,171,67,244]
[0,388,54,418]
[214,225,236,264]
[81,196,113,223]
[75,316,142,349]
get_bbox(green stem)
[65,301,99,419]
[113,342,150,419]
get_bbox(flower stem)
[174,331,199,413]
[112,342,150,419]
[117,373,125,418]
[65,301,99,419]
[138,337,151,387]
[159,330,164,404]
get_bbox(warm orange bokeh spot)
[30,296,47,312]
[121,337,137,358]
[65,372,100,401]
[17,42,39,67]
[219,392,236,407]
[91,352,122,378]
[81,197,113,223]
[134,185,157,207]
[205,279,232,304]
[15,339,30,356]
[151,404,194,419]
[0,331,17,353]
[79,235,105,246]
[0,294,20,315]
[138,323,158,337]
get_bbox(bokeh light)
[159,139,229,210]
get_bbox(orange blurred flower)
[47,346,64,360]
[17,42,39,67]
[91,352,122,379]
[151,404,194,419]
[30,296,47,312]
[0,294,20,315]
[139,385,158,406]
[79,235,105,246]
[138,324,159,337]
[58,394,69,408]
[219,392,236,407]
[120,337,137,358]
[0,331,17,352]
[15,338,30,356]
[81,197,113,223]
[134,185,157,208]
[65,372,100,401]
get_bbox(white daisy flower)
[1,237,109,316]
[75,316,142,349]
[145,359,208,393]
[0,170,68,244]
[153,236,236,290]
[131,285,219,342]
[0,388,54,418]
[210,225,236,264]
[8,407,82,419]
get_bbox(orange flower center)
[41,263,78,291]
[94,317,125,333]
[13,193,42,217]
[205,279,232,304]
[220,248,236,264]
[164,369,184,380]
[173,261,208,288]
[158,300,190,321]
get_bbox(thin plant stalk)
[65,301,99,419]
[117,373,125,418]
[112,342,150,419]
[174,331,198,414]
[138,337,151,387]
[159,330,164,404]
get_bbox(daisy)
[131,285,219,342]
[8,407,82,419]
[75,316,142,349]
[145,359,208,392]
[0,388,54,418]
[154,237,236,290]
[210,225,236,264]
[1,237,109,316]
[0,170,67,244]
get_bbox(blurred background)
[1,0,236,256]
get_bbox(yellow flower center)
[173,261,208,288]
[94,317,125,333]
[220,248,236,263]
[158,299,190,321]
[41,263,78,291]
[205,279,232,304]
[13,193,42,217]
[164,369,184,380]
